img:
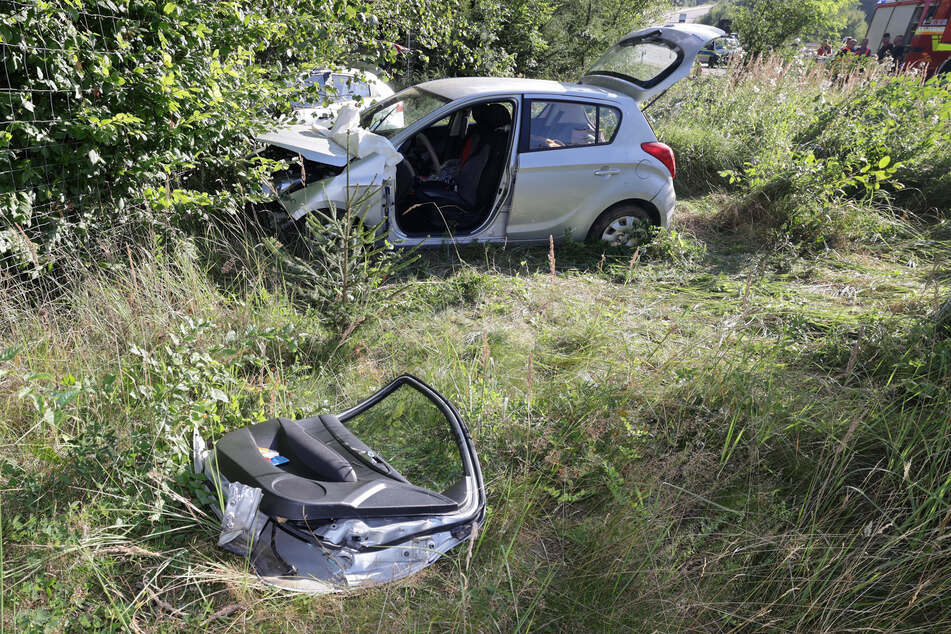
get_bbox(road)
[664,3,715,25]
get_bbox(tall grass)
[3,57,950,632]
[654,54,951,248]
[3,221,947,630]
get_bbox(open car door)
[580,24,724,103]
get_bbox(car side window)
[598,106,621,143]
[527,100,621,151]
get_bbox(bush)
[795,75,951,214]
[0,0,513,282]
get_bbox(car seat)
[406,103,511,234]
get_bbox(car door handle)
[593,167,620,176]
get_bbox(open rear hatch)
[580,24,724,103]
[193,375,485,593]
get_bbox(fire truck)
[866,0,951,75]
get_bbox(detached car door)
[579,24,723,103]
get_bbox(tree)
[730,0,855,55]
[839,6,870,40]
[535,0,663,78]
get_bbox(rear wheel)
[588,204,654,248]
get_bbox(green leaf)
[54,387,81,407]
[163,2,177,14]
[878,156,890,169]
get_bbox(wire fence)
[0,2,177,302]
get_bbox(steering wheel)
[415,131,442,174]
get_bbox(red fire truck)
[866,0,951,75]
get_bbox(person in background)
[839,37,858,55]
[877,33,893,62]
[891,35,907,69]
[855,38,872,56]
[818,40,833,57]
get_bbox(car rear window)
[587,39,681,87]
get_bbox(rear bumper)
[651,180,677,228]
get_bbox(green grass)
[2,52,949,634]
[2,194,950,631]
[653,55,951,249]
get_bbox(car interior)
[393,100,514,236]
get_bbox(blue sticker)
[270,455,289,466]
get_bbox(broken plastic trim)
[193,375,486,594]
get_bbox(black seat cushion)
[411,182,471,231]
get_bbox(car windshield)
[359,87,450,139]
[301,71,330,89]
[290,71,331,108]
[331,74,371,98]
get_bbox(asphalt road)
[664,3,715,25]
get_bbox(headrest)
[473,103,511,130]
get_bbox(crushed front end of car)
[192,375,485,594]
[253,105,402,232]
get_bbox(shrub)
[0,0,513,282]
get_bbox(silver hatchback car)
[258,24,723,247]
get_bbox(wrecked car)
[257,24,723,248]
[192,375,485,593]
[696,35,744,68]
[291,67,395,124]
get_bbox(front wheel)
[588,204,654,248]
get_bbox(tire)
[587,204,654,248]
[273,211,313,257]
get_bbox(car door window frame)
[518,98,623,153]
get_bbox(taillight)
[641,141,676,179]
